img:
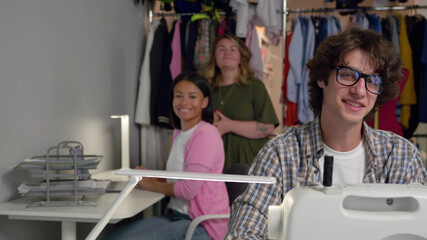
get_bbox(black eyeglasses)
[331,65,386,95]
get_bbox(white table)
[0,184,164,240]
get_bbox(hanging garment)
[157,20,174,128]
[420,21,427,123]
[184,20,198,71]
[255,0,279,31]
[282,31,298,126]
[315,16,328,49]
[255,0,283,46]
[245,22,264,81]
[348,14,360,29]
[366,13,382,33]
[298,16,315,123]
[209,20,219,49]
[360,13,370,29]
[193,19,211,74]
[135,20,159,125]
[366,68,408,137]
[180,18,188,71]
[356,13,369,29]
[226,18,236,35]
[327,15,342,35]
[149,18,168,126]
[395,14,416,130]
[381,17,392,41]
[218,18,228,36]
[386,15,400,56]
[403,15,426,137]
[373,14,382,33]
[229,0,252,38]
[286,16,315,124]
[170,20,183,80]
[134,20,169,170]
[287,17,303,106]
[331,16,343,34]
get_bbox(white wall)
[0,1,146,239]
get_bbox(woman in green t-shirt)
[205,34,279,171]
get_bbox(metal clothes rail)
[285,4,427,15]
[151,11,226,17]
[282,4,427,56]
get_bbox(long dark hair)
[169,72,214,129]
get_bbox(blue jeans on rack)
[105,209,210,240]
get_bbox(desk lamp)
[110,115,130,170]
[86,169,276,240]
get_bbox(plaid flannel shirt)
[225,117,426,239]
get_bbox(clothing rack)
[149,11,227,26]
[151,11,226,17]
[148,0,227,24]
[282,4,427,58]
[147,1,426,50]
[285,5,427,15]
[281,3,427,138]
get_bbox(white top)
[134,20,159,125]
[229,0,251,38]
[319,140,366,185]
[166,124,198,214]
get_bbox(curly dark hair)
[306,27,402,120]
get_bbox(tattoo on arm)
[256,122,270,133]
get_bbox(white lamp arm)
[85,175,141,240]
[115,169,276,184]
[85,169,276,240]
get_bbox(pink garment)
[367,68,409,136]
[170,20,182,79]
[218,20,227,36]
[173,121,230,240]
[245,22,264,81]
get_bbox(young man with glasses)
[225,27,426,239]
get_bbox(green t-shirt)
[213,78,279,170]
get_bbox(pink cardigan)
[173,121,230,240]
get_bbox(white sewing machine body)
[268,183,427,240]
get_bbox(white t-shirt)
[165,124,198,214]
[319,140,366,185]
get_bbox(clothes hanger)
[191,13,210,22]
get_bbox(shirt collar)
[305,117,325,161]
[308,118,377,162]
[362,121,379,169]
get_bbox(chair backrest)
[224,163,250,205]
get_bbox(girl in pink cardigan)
[107,72,229,240]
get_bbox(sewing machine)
[268,183,427,240]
